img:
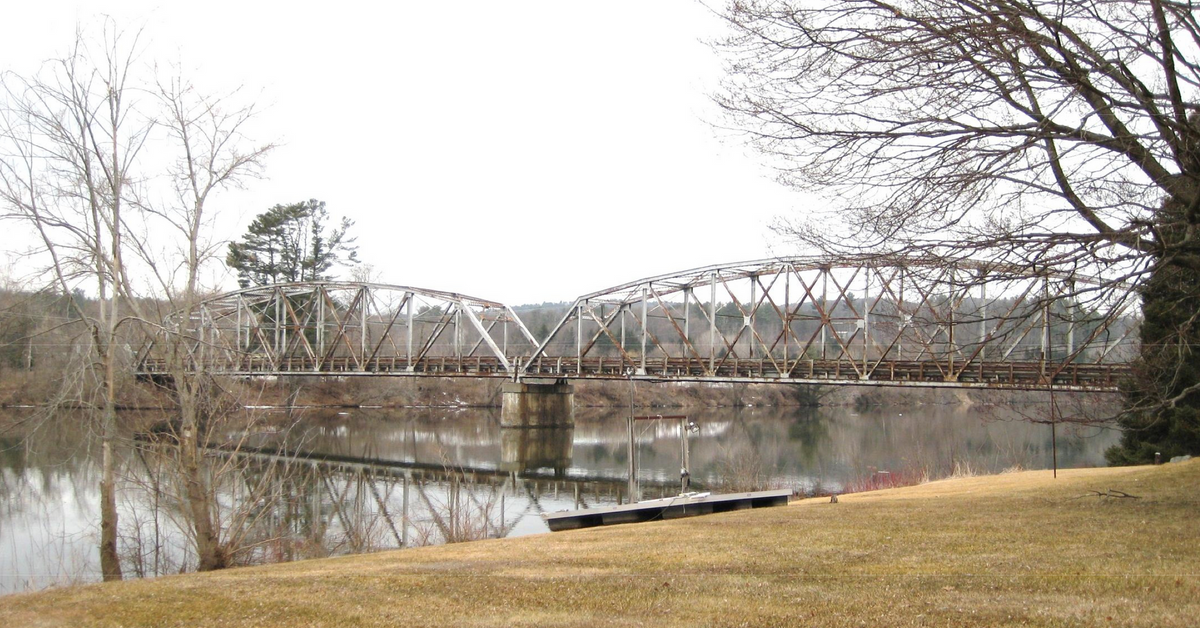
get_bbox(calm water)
[0,403,1117,594]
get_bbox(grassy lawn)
[3,460,1197,627]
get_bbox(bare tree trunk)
[177,385,226,571]
[96,319,123,581]
[99,398,122,580]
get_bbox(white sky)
[0,1,809,305]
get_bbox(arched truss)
[521,257,1138,390]
[137,282,539,377]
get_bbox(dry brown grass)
[3,460,1198,627]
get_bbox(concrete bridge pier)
[500,379,574,428]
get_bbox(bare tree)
[0,20,273,576]
[127,74,273,570]
[714,0,1200,459]
[0,22,153,580]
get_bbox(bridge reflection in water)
[0,405,1119,592]
[207,443,634,552]
[207,414,689,556]
[199,400,1117,561]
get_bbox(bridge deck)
[138,356,1127,391]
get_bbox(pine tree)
[227,199,358,287]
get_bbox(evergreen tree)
[1107,195,1200,464]
[227,199,358,287]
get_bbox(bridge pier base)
[501,380,574,428]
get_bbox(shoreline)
[2,460,1194,626]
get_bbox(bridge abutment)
[500,380,574,428]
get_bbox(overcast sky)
[0,1,809,305]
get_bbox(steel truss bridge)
[136,256,1139,392]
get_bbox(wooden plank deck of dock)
[542,489,792,531]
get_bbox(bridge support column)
[501,380,574,428]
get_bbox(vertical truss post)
[979,280,987,361]
[317,287,325,371]
[1041,276,1050,376]
[898,269,905,359]
[620,304,626,354]
[236,299,244,358]
[360,287,369,369]
[863,266,870,373]
[947,265,955,378]
[1066,280,1076,357]
[683,288,691,347]
[576,301,583,374]
[639,287,648,376]
[821,269,828,360]
[281,291,289,365]
[274,290,282,358]
[454,307,462,360]
[748,275,756,359]
[406,292,414,372]
[784,271,790,366]
[709,273,717,372]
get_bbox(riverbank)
[255,375,1119,410]
[1,368,1121,413]
[2,460,1194,627]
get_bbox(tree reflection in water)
[0,402,1118,593]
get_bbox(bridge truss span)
[523,257,1138,391]
[137,257,1139,392]
[138,282,540,378]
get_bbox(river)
[0,403,1117,594]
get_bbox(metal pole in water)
[627,375,639,503]
[680,417,691,493]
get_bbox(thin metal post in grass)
[1050,383,1058,479]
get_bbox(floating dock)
[543,489,792,532]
